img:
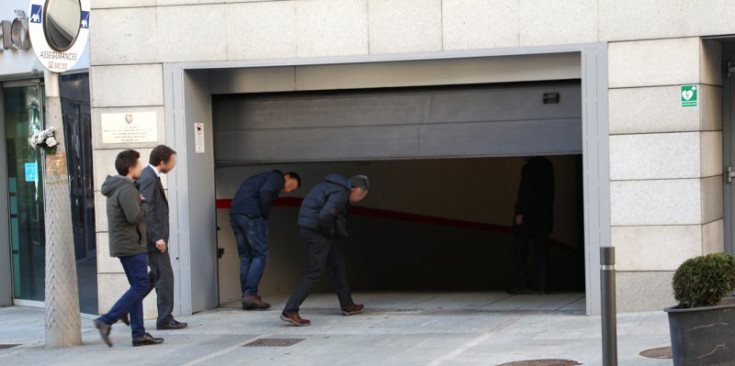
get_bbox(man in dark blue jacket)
[230,170,301,310]
[281,174,369,326]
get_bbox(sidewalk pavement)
[0,292,672,366]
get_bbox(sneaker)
[93,319,112,347]
[341,304,364,316]
[242,295,271,310]
[280,312,311,326]
[132,333,164,347]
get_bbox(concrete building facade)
[76,0,735,317]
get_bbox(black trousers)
[513,229,550,291]
[149,250,175,325]
[284,228,354,314]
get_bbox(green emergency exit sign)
[681,85,698,107]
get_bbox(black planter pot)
[665,297,735,365]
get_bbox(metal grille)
[243,338,304,347]
[0,344,20,350]
[496,360,582,366]
[640,347,673,359]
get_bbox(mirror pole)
[43,69,82,348]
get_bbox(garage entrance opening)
[208,78,586,312]
[215,156,585,312]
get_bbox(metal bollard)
[601,246,618,366]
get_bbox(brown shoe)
[120,312,130,326]
[280,312,311,326]
[341,304,364,316]
[157,318,188,330]
[132,333,164,347]
[242,295,271,310]
[93,319,112,347]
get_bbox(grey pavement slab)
[0,292,671,366]
[479,293,585,312]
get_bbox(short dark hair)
[149,145,177,166]
[115,150,140,176]
[285,171,301,187]
[350,175,370,190]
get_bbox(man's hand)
[140,194,146,201]
[155,239,166,253]
[515,214,524,226]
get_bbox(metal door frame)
[723,42,735,254]
[164,43,610,316]
[0,83,10,306]
[0,79,44,307]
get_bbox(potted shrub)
[665,252,735,365]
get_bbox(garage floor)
[222,292,586,313]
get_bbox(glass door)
[59,73,97,314]
[3,83,45,302]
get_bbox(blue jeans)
[230,215,269,296]
[98,253,153,339]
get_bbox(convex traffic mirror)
[28,0,89,72]
[43,0,81,52]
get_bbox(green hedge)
[673,253,735,308]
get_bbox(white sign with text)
[100,112,158,144]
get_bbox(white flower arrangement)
[29,127,59,154]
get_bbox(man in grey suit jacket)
[139,145,187,330]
